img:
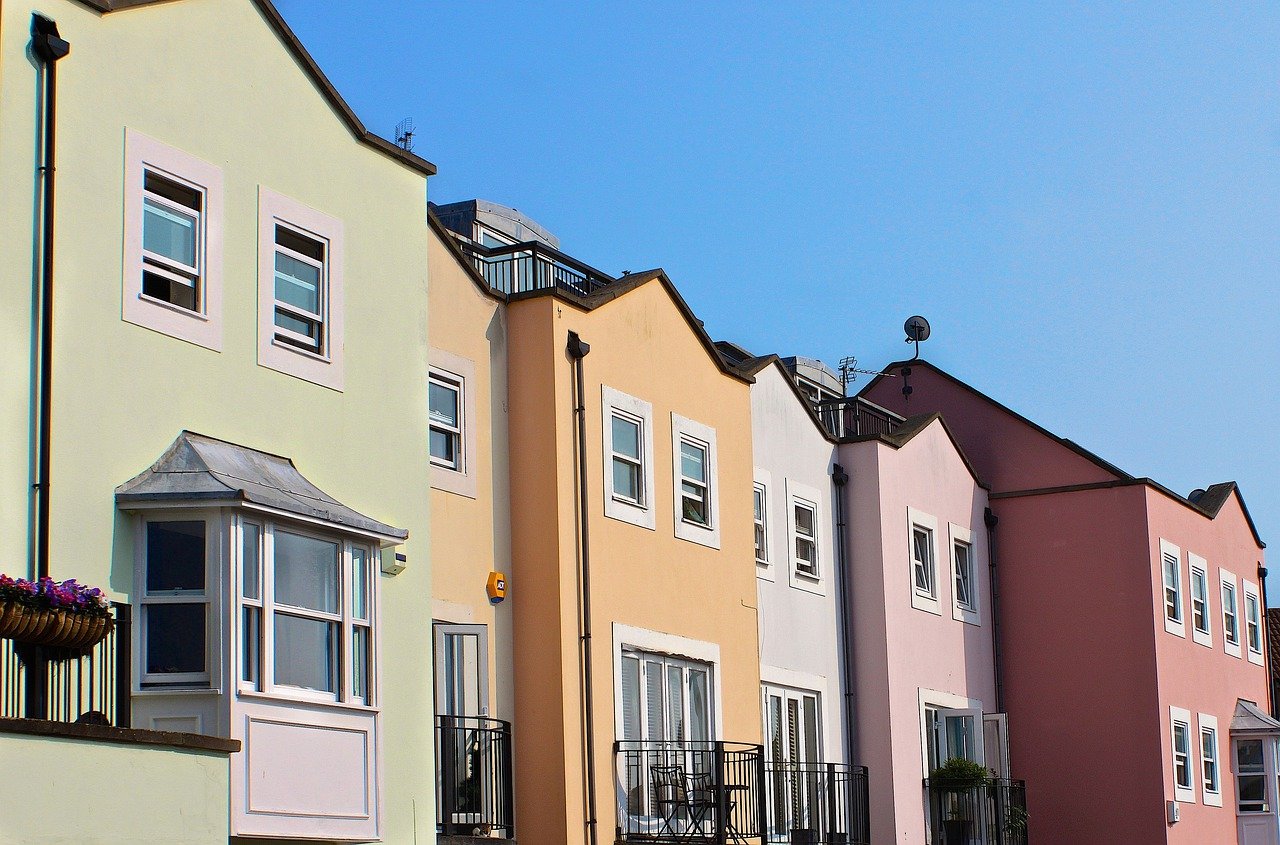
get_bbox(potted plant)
[0,575,113,649]
[930,757,991,844]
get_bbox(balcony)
[924,778,1028,845]
[457,239,616,297]
[815,397,904,441]
[764,761,870,845]
[436,715,515,840]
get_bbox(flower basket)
[0,575,113,650]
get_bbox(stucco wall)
[0,2,434,840]
[0,733,231,844]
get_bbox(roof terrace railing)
[458,239,617,297]
[816,396,904,441]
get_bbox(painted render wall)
[841,421,997,845]
[507,284,761,845]
[0,1,435,841]
[750,362,846,761]
[427,225,517,723]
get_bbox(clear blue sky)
[279,2,1278,583]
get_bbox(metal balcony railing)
[616,740,768,843]
[436,715,515,838]
[0,602,131,726]
[764,761,870,845]
[816,397,904,441]
[924,778,1028,845]
[458,239,617,297]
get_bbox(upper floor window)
[1222,574,1241,657]
[1245,585,1264,665]
[792,499,818,578]
[671,413,720,549]
[429,372,464,471]
[602,387,655,530]
[1189,558,1212,647]
[1171,714,1193,799]
[679,438,711,527]
[1200,716,1221,807]
[123,130,224,351]
[753,484,768,566]
[258,189,344,390]
[908,508,941,615]
[1161,541,1184,637]
[429,350,478,499]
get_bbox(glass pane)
[352,547,369,620]
[274,251,321,315]
[689,670,709,742]
[274,309,321,348]
[682,484,708,524]
[755,523,766,560]
[241,606,260,685]
[644,661,664,741]
[429,381,459,427]
[242,522,261,600]
[352,625,370,704]
[143,197,197,266]
[443,632,482,715]
[613,457,641,501]
[274,531,339,614]
[146,603,205,674]
[146,521,205,593]
[925,708,941,772]
[768,695,783,760]
[621,655,641,742]
[946,715,976,761]
[612,415,640,459]
[273,613,337,693]
[803,696,819,762]
[794,505,814,536]
[430,428,457,464]
[667,665,685,742]
[680,441,706,483]
[1240,774,1266,803]
[1238,739,1264,770]
[754,488,764,520]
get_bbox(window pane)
[946,715,976,761]
[146,603,205,674]
[429,381,459,427]
[667,665,685,742]
[274,308,322,347]
[1238,739,1264,770]
[794,505,814,536]
[613,457,641,501]
[680,441,706,483]
[274,251,321,315]
[612,415,640,460]
[753,488,764,521]
[274,531,339,614]
[430,428,458,464]
[688,670,709,742]
[644,661,664,741]
[955,543,973,608]
[352,625,370,704]
[621,655,641,742]
[242,522,261,600]
[242,606,260,686]
[1240,774,1266,808]
[352,547,369,620]
[146,521,205,593]
[273,613,337,693]
[682,482,708,524]
[143,197,197,267]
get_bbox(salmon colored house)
[862,359,1270,845]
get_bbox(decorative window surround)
[123,130,223,351]
[787,480,823,595]
[949,522,979,626]
[1171,706,1195,803]
[1189,554,1212,648]
[1244,581,1264,666]
[257,188,344,391]
[754,468,773,581]
[429,349,478,499]
[1221,569,1242,659]
[671,413,720,549]
[1199,713,1221,807]
[1161,540,1185,638]
[907,507,941,616]
[601,386,655,530]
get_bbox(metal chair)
[650,764,715,841]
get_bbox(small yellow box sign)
[487,571,507,604]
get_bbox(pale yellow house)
[0,1,435,842]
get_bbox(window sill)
[137,292,210,322]
[911,593,942,616]
[135,685,221,696]
[238,688,379,714]
[270,337,332,365]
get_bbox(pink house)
[861,359,1271,845]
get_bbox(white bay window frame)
[601,386,655,530]
[671,413,720,549]
[908,507,941,616]
[1161,539,1185,638]
[137,513,219,689]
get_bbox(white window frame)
[428,350,478,499]
[1189,554,1212,648]
[949,522,979,626]
[1171,706,1195,803]
[1161,540,1185,638]
[786,480,823,594]
[123,129,224,351]
[1199,713,1222,807]
[1222,569,1242,658]
[234,515,377,709]
[136,512,220,689]
[671,413,720,549]
[754,469,774,581]
[258,188,344,391]
[1244,581,1264,666]
[428,372,463,471]
[753,474,770,576]
[908,507,941,616]
[612,622,724,744]
[601,386,655,530]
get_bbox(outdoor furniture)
[651,764,715,841]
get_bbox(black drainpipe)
[832,463,858,768]
[567,331,598,845]
[1259,564,1274,718]
[985,507,1005,713]
[31,15,70,581]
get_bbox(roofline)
[858,359,1133,481]
[73,0,437,177]
[735,354,837,443]
[507,271,755,385]
[990,478,1265,549]
[428,213,507,302]
[840,412,990,490]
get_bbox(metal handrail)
[436,714,515,838]
[763,760,870,845]
[816,396,904,440]
[458,239,617,297]
[924,777,1028,845]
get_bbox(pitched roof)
[711,345,835,442]
[116,431,408,541]
[841,412,989,489]
[73,0,436,177]
[1232,699,1280,734]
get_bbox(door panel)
[433,623,489,717]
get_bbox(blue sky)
[279,2,1279,583]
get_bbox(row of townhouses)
[0,3,1272,845]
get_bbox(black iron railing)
[764,761,870,845]
[0,602,131,726]
[924,778,1028,845]
[816,397,903,441]
[616,740,767,843]
[458,239,617,297]
[436,715,515,838]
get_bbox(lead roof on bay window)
[115,431,407,541]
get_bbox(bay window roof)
[116,431,407,542]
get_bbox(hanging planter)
[0,575,113,649]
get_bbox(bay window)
[141,519,211,686]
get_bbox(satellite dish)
[904,315,931,343]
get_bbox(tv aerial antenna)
[837,356,892,395]
[394,118,416,153]
[904,315,931,360]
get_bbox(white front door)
[764,686,822,836]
